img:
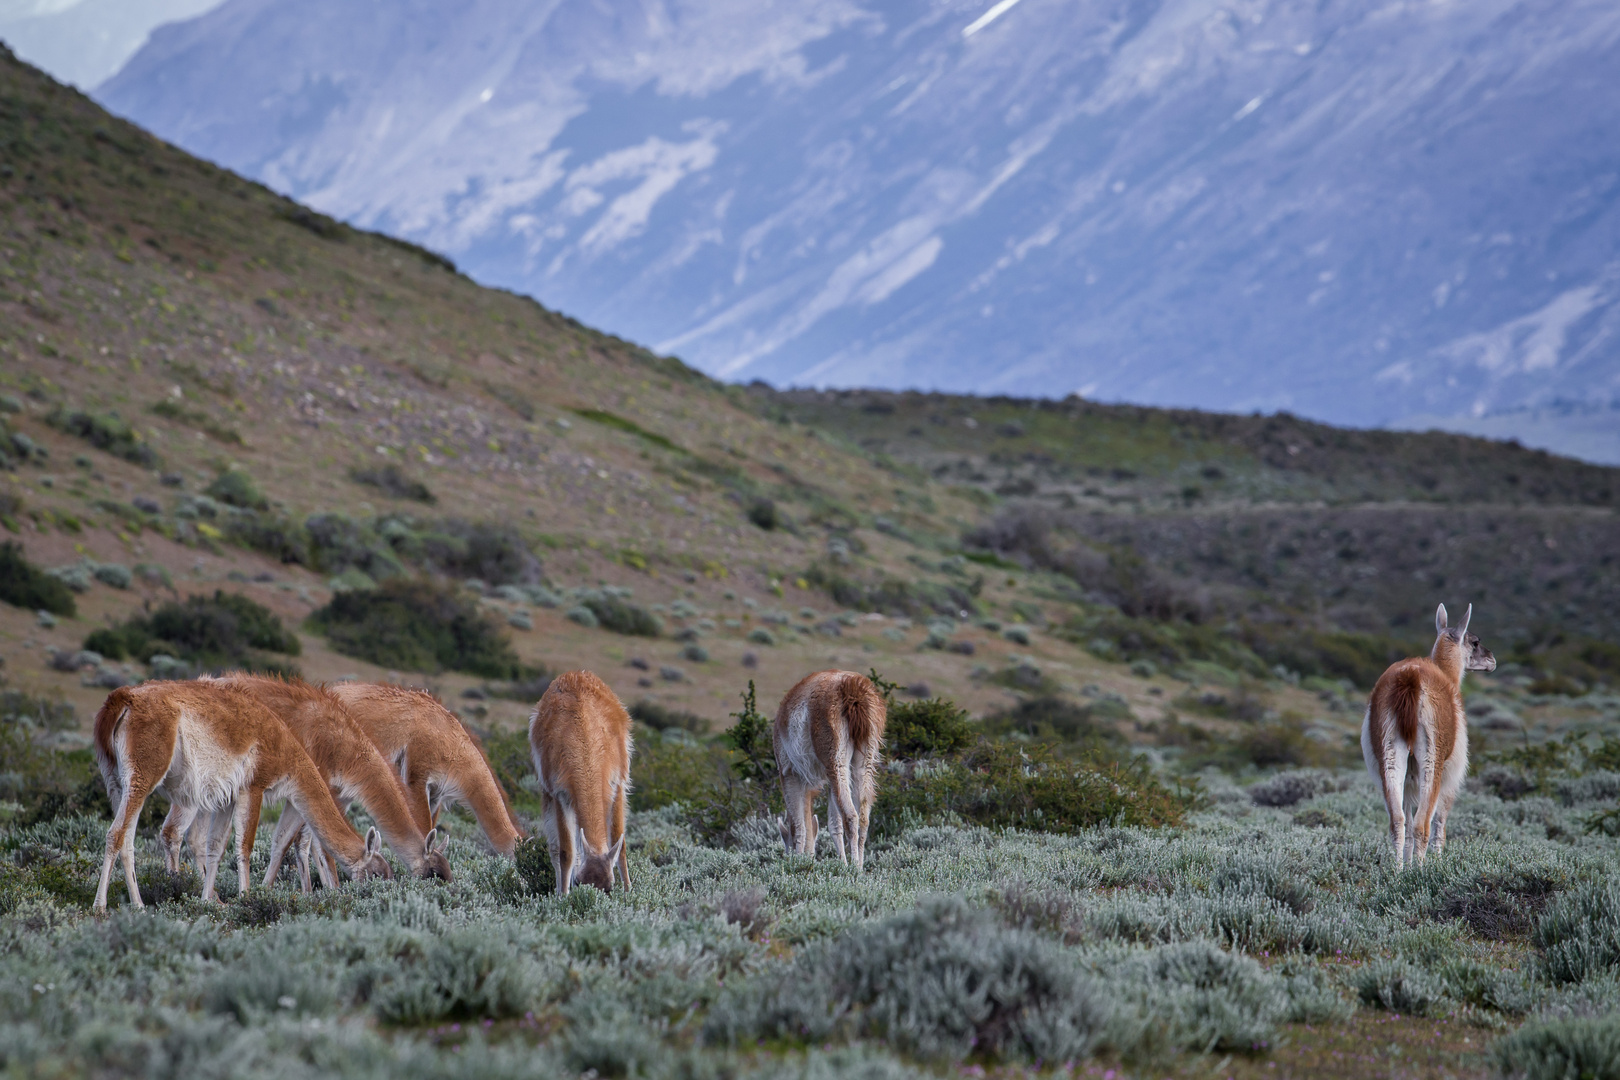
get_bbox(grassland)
[4,41,1620,1079]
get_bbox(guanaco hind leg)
[95,772,156,912]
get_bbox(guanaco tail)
[773,669,886,869]
[529,670,632,894]
[92,681,391,911]
[1361,603,1496,867]
[327,682,525,855]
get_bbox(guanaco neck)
[457,754,523,855]
[1430,634,1465,687]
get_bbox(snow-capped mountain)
[97,0,1620,454]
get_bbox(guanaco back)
[92,681,391,911]
[327,682,524,855]
[529,670,632,894]
[1362,603,1496,866]
[773,669,886,869]
[210,675,451,889]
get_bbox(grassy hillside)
[5,43,1620,1080]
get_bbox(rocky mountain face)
[97,0,1620,458]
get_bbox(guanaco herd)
[90,603,1491,910]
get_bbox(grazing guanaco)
[773,670,886,869]
[1362,603,1496,867]
[326,682,525,855]
[92,681,392,912]
[204,675,451,889]
[528,671,632,894]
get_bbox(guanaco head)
[354,826,395,881]
[417,827,452,881]
[1434,603,1497,674]
[574,835,625,893]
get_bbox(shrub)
[417,520,540,585]
[45,406,159,466]
[574,590,661,636]
[84,590,300,673]
[704,896,1108,1061]
[875,741,1196,837]
[633,736,734,813]
[1494,1017,1620,1080]
[1247,769,1351,808]
[372,929,543,1024]
[307,577,522,677]
[1353,958,1446,1015]
[350,463,436,503]
[978,697,1127,758]
[224,513,307,563]
[1535,879,1620,984]
[304,513,404,579]
[204,468,267,510]
[746,497,779,530]
[0,541,76,615]
[629,700,711,735]
[859,669,973,759]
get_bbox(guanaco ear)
[365,826,382,859]
[434,830,449,856]
[1458,604,1472,637]
[607,834,625,865]
[1435,603,1449,635]
[424,827,439,856]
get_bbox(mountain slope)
[96,0,1620,458]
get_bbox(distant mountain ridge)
[96,0,1620,460]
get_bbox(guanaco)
[773,670,886,869]
[203,675,451,889]
[326,682,525,855]
[92,681,392,911]
[528,671,632,894]
[1362,603,1496,867]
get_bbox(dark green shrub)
[978,697,1126,758]
[418,520,540,585]
[629,700,711,735]
[307,577,521,677]
[874,741,1196,837]
[746,497,778,529]
[513,836,553,894]
[803,563,977,617]
[46,406,159,466]
[224,512,307,563]
[84,590,300,673]
[350,463,436,503]
[632,737,734,813]
[886,697,973,757]
[0,541,76,615]
[204,468,267,510]
[304,513,403,578]
[576,590,661,636]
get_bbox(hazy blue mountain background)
[0,0,223,89]
[82,0,1620,461]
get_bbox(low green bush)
[704,896,1108,1061]
[874,741,1197,838]
[978,697,1127,759]
[574,590,662,636]
[868,670,974,758]
[307,578,521,677]
[350,463,436,503]
[84,590,300,673]
[1494,1016,1620,1080]
[0,541,76,615]
[45,406,159,466]
[630,700,712,735]
[204,468,268,510]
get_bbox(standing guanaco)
[92,681,391,911]
[326,682,525,855]
[528,671,632,894]
[1362,603,1496,866]
[205,675,451,889]
[773,670,886,869]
